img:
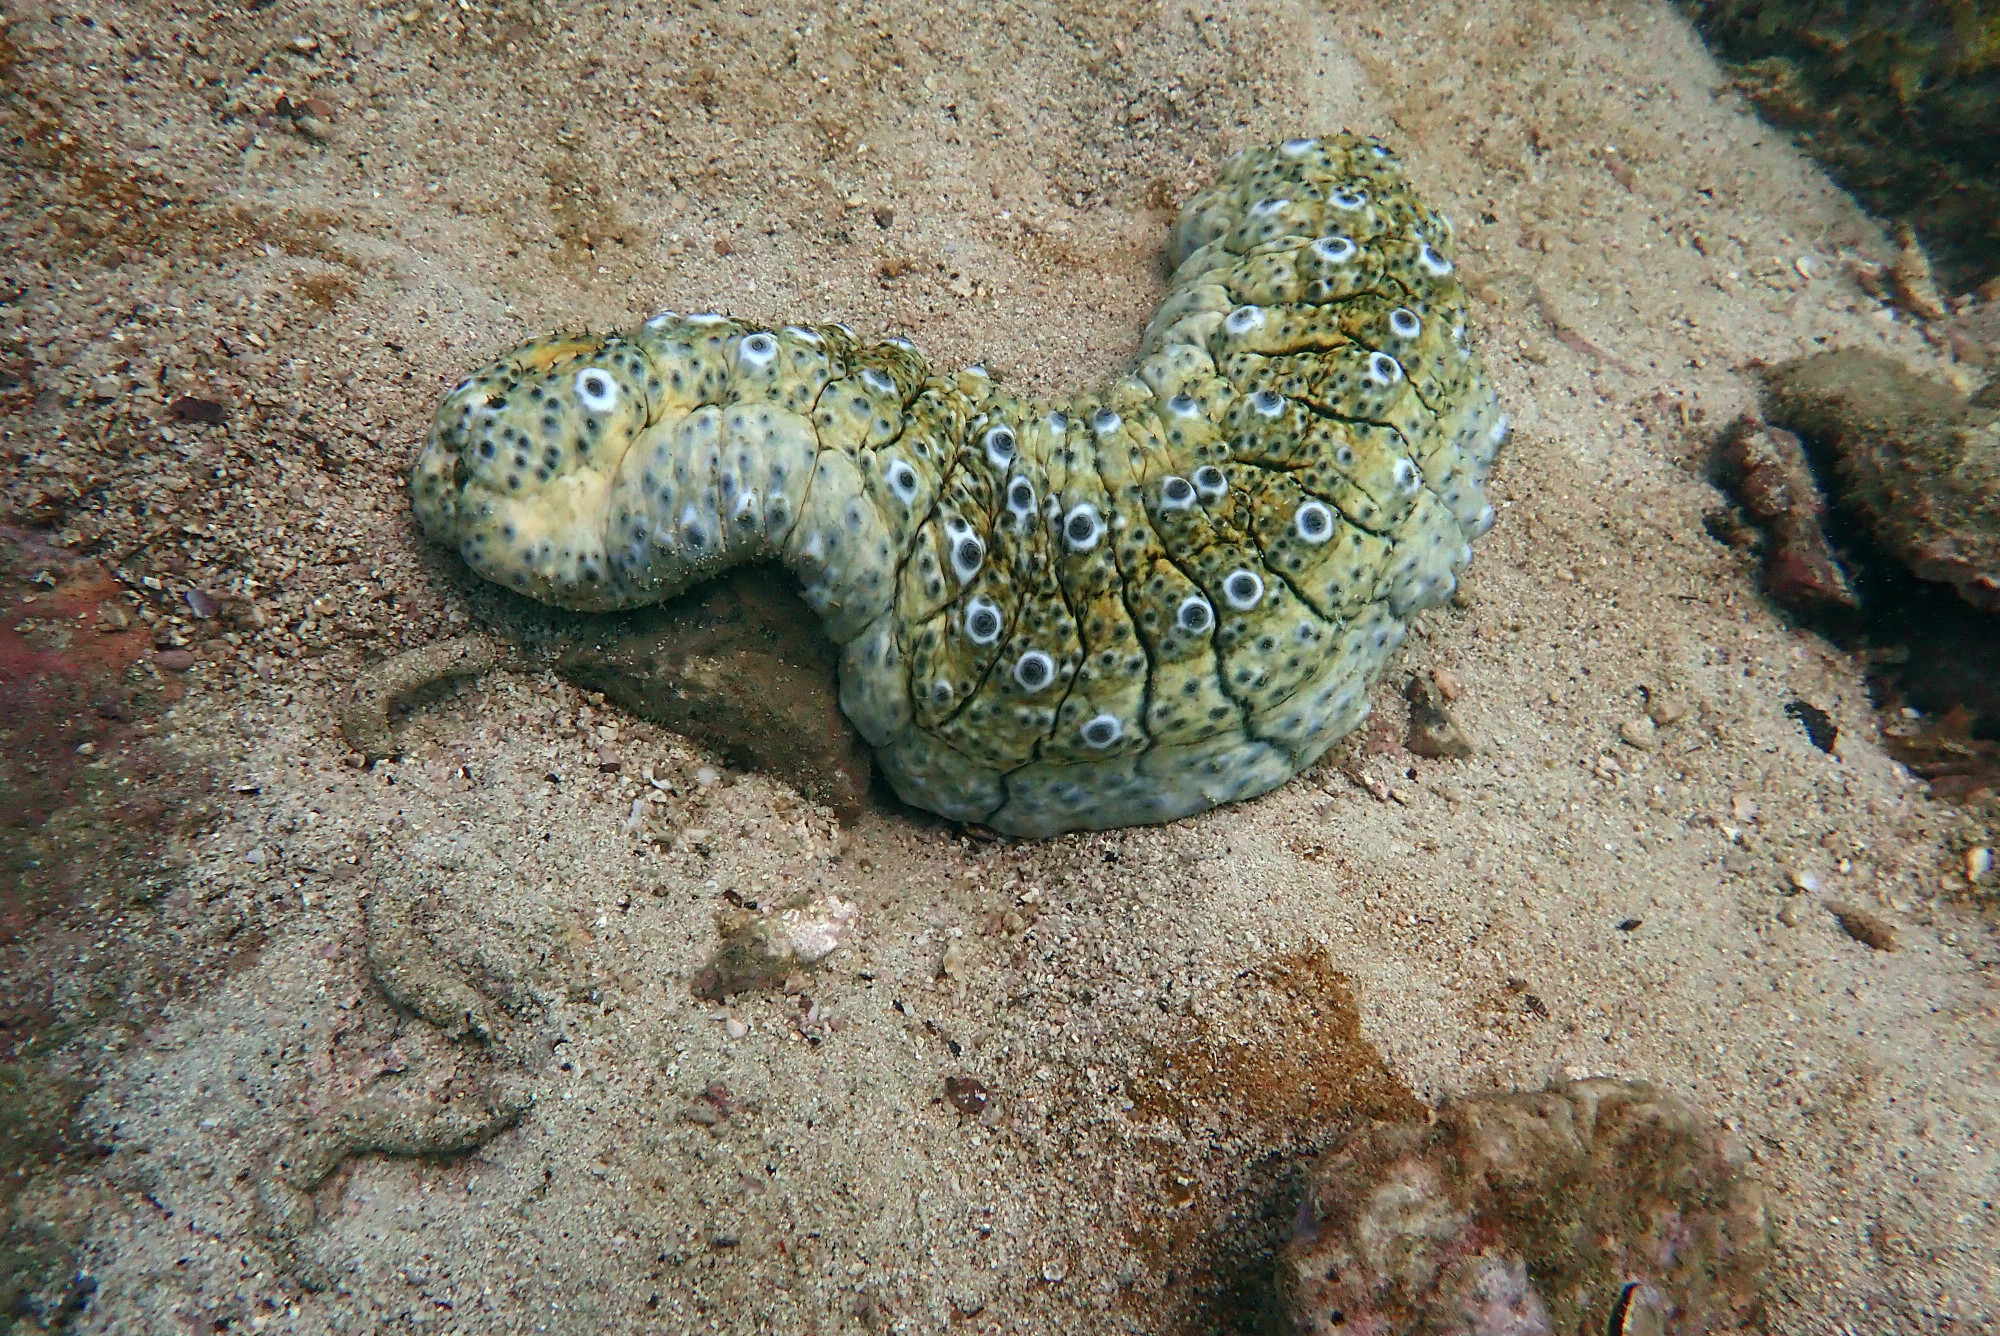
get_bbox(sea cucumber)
[411,133,1507,836]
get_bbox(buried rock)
[1278,1077,1769,1335]
[549,567,872,821]
[338,566,872,819]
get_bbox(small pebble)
[1647,695,1688,727]
[154,650,197,671]
[944,1075,989,1116]
[1618,716,1658,750]
[1827,902,1898,952]
[723,1017,749,1039]
[694,765,719,788]
[184,588,219,618]
[168,395,227,424]
[1966,846,1993,883]
[1430,666,1463,701]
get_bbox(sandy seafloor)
[2,0,1998,1331]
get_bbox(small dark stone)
[1828,902,1899,952]
[943,1075,989,1117]
[168,395,227,424]
[1785,699,1838,754]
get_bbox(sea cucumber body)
[411,134,1506,836]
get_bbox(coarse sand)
[2,0,1996,1331]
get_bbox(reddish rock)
[1712,415,1858,616]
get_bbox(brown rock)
[943,1076,989,1117]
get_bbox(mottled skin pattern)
[411,134,1508,836]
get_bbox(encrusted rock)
[1279,1077,1770,1335]
[690,893,859,1000]
[1691,2,2000,295]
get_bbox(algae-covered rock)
[1764,350,2000,613]
[1279,1078,1769,1335]
[690,894,859,1000]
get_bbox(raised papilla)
[411,134,1507,836]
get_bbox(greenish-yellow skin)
[411,134,1507,837]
